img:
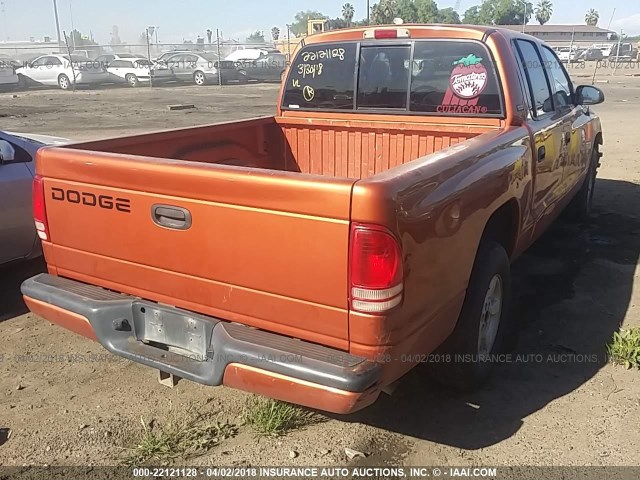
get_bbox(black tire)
[58,74,71,90]
[17,74,28,90]
[429,240,511,391]
[238,70,248,84]
[568,145,600,221]
[193,70,207,86]
[125,73,139,88]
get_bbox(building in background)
[499,24,616,47]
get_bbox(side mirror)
[576,85,605,106]
[0,140,16,164]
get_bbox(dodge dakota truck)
[21,25,604,414]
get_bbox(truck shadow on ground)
[345,178,640,449]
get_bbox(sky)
[0,0,638,45]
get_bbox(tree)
[464,0,532,26]
[534,0,552,25]
[585,8,599,26]
[246,31,265,44]
[416,0,439,23]
[371,0,397,24]
[396,0,418,22]
[271,27,281,41]
[439,7,461,24]
[290,10,327,36]
[110,25,122,45]
[328,18,349,30]
[206,29,213,44]
[68,29,97,47]
[342,3,355,27]
[463,5,483,24]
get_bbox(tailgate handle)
[152,205,192,230]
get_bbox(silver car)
[16,54,109,90]
[0,131,68,265]
[163,52,243,86]
[107,58,175,87]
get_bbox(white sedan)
[106,58,175,87]
[16,54,109,90]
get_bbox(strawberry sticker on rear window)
[450,54,488,99]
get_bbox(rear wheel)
[193,71,206,86]
[58,74,70,90]
[238,70,249,84]
[125,73,139,88]
[429,240,511,390]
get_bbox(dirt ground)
[0,74,639,469]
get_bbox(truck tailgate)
[36,147,355,349]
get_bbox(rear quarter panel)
[349,127,534,383]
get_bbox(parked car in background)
[591,43,613,58]
[577,47,604,61]
[0,130,68,266]
[107,58,174,87]
[0,56,20,89]
[234,51,287,82]
[94,53,146,67]
[154,50,200,64]
[556,47,579,63]
[164,52,242,85]
[609,42,638,61]
[225,48,280,62]
[16,54,108,90]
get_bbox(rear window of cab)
[282,40,504,117]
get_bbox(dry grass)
[242,397,321,437]
[608,328,640,370]
[124,408,237,465]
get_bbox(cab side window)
[515,40,553,118]
[540,46,574,110]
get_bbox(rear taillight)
[32,175,49,241]
[349,223,403,314]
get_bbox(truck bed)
[68,115,496,179]
[35,114,498,351]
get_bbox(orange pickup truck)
[22,25,604,414]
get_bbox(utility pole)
[286,24,291,60]
[607,8,616,30]
[522,2,527,34]
[367,0,370,25]
[69,0,75,51]
[613,29,623,75]
[53,0,62,47]
[216,29,222,87]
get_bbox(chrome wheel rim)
[127,75,137,86]
[195,72,205,85]
[478,274,503,356]
[59,76,68,89]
